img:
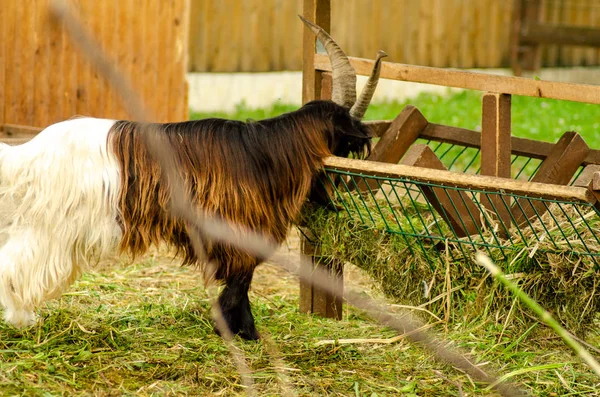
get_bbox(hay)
[300,196,600,335]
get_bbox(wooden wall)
[0,0,189,129]
[188,0,600,72]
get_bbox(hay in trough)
[300,190,600,335]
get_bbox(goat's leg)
[215,271,259,340]
[0,240,37,328]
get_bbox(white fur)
[0,118,122,327]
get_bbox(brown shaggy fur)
[108,100,370,284]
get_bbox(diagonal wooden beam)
[401,144,482,237]
[357,106,428,193]
[511,131,590,226]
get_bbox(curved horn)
[299,15,356,109]
[350,50,388,119]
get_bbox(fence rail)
[189,0,600,72]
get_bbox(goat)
[0,17,386,340]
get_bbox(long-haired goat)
[0,17,386,340]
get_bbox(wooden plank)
[299,231,343,320]
[368,106,428,163]
[510,0,523,75]
[4,0,19,125]
[319,72,332,100]
[520,0,543,71]
[0,0,6,125]
[0,124,43,137]
[187,0,203,72]
[401,144,482,237]
[17,0,36,126]
[522,24,600,47]
[584,0,598,65]
[75,0,92,117]
[300,0,336,321]
[481,93,512,229]
[511,131,590,226]
[314,53,600,104]
[358,106,428,193]
[474,0,488,67]
[593,172,600,191]
[417,0,432,66]
[366,120,600,166]
[325,156,596,204]
[143,0,160,117]
[302,0,330,104]
[47,0,64,125]
[89,0,109,118]
[544,0,561,67]
[481,93,512,179]
[60,0,78,121]
[116,0,135,120]
[168,0,189,121]
[299,233,316,315]
[573,164,600,188]
[459,0,474,68]
[100,1,118,119]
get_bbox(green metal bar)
[512,197,543,245]
[374,178,416,256]
[539,201,576,252]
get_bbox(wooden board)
[573,164,600,188]
[299,230,343,320]
[324,156,596,204]
[319,71,332,100]
[522,23,600,47]
[369,106,428,163]
[313,53,600,104]
[300,0,339,321]
[302,0,330,104]
[0,0,6,126]
[401,144,482,237]
[365,119,600,166]
[511,131,590,226]
[481,93,511,179]
[358,106,428,193]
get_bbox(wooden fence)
[189,0,600,72]
[0,0,189,130]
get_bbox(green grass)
[2,255,599,396]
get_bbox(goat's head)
[300,16,387,207]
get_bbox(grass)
[3,92,600,395]
[2,249,600,396]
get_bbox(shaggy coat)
[0,100,370,339]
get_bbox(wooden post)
[401,145,482,237]
[510,0,542,76]
[300,0,342,320]
[512,131,590,226]
[320,71,333,100]
[588,172,600,212]
[299,230,343,320]
[302,0,330,104]
[481,92,512,228]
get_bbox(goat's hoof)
[3,309,37,329]
[213,322,260,341]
